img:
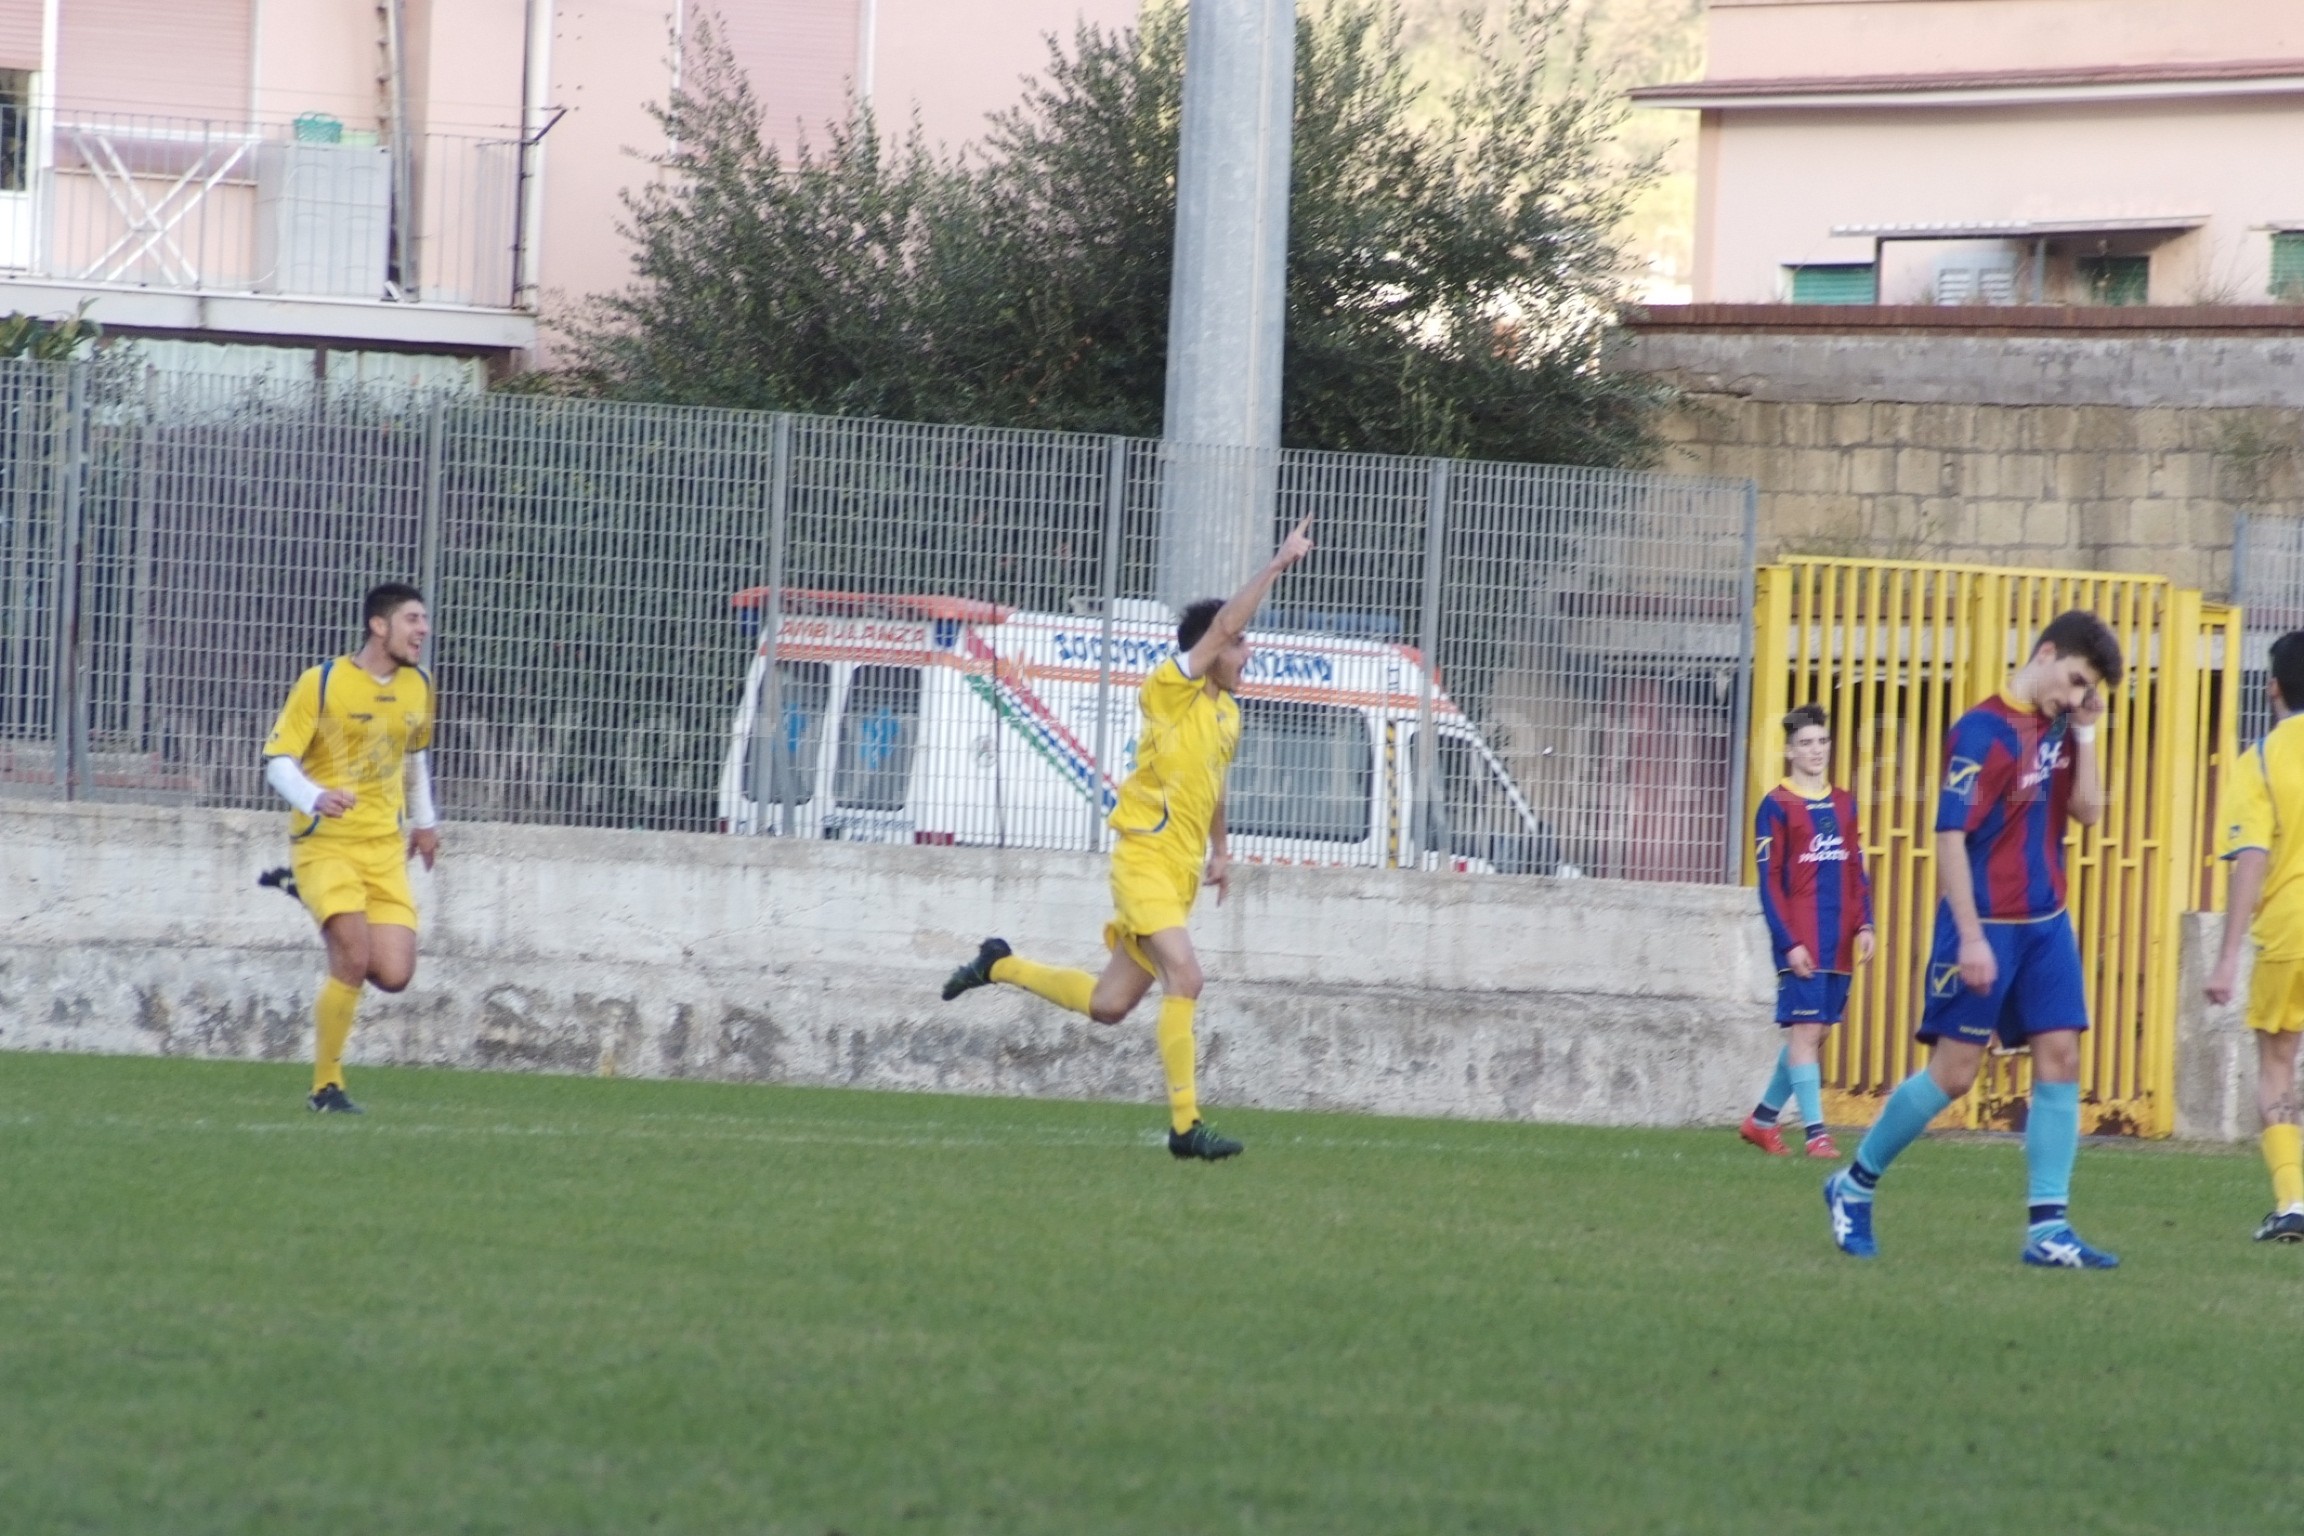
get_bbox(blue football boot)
[2021,1224,2120,1269]
[1824,1170,1876,1258]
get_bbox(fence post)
[50,364,88,799]
[418,396,445,611]
[1724,479,1759,881]
[1089,435,1126,854]
[125,366,156,752]
[756,413,793,836]
[1743,564,1792,886]
[1411,456,1449,860]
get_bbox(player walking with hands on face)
[2205,630,2304,1242]
[940,518,1317,1160]
[261,582,440,1114]
[1741,704,1873,1160]
[1824,610,2124,1266]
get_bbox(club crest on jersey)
[2018,737,2069,791]
[1929,963,1961,998]
[1946,757,1983,801]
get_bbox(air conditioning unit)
[255,142,390,299]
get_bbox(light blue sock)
[1847,1071,1956,1198]
[2026,1079,2081,1234]
[1753,1045,1793,1122]
[1790,1062,1824,1136]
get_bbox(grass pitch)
[0,1054,2295,1535]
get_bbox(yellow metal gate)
[1746,560,2240,1137]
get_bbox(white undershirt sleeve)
[406,750,438,829]
[264,755,324,816]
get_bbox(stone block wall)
[1614,309,2304,595]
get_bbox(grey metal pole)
[418,396,445,626]
[1158,0,1295,608]
[1725,480,1759,882]
[760,413,793,837]
[51,364,87,799]
[125,366,156,751]
[1412,457,1448,860]
[3,375,30,742]
[1089,435,1127,854]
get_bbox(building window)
[2078,255,2148,306]
[2272,232,2304,300]
[1934,265,2018,305]
[1786,264,1876,305]
[0,71,25,193]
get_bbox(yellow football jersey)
[1107,655,1241,859]
[262,658,435,843]
[2223,713,2304,962]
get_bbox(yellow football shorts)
[1102,834,1201,975]
[291,834,418,931]
[2248,954,2304,1035]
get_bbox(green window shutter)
[2078,255,2148,306]
[2271,232,2304,299]
[1787,264,1877,305]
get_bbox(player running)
[939,518,1317,1161]
[1740,704,1873,1160]
[2205,629,2304,1243]
[1824,610,2123,1266]
[261,582,439,1114]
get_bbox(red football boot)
[1739,1115,1790,1156]
[1805,1132,1840,1160]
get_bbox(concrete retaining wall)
[0,802,1780,1126]
[7,802,2266,1138]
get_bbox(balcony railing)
[0,111,524,312]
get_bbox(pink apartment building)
[0,0,1134,381]
[1634,0,2304,307]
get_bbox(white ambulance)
[716,588,1562,873]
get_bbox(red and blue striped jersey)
[1756,781,1873,972]
[1935,693,2076,920]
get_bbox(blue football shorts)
[1918,906,2089,1048]
[1776,970,1853,1026]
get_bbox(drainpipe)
[513,0,554,313]
[384,0,416,297]
[856,0,878,108]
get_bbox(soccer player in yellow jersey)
[941,517,1317,1160]
[2208,629,2304,1242]
[261,582,439,1114]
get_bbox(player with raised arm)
[1823,610,2123,1266]
[2205,630,2304,1243]
[261,583,439,1114]
[939,518,1317,1161]
[1741,704,1874,1160]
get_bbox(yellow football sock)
[2264,1123,2304,1212]
[1156,996,1200,1134]
[314,977,361,1094]
[989,955,1095,1016]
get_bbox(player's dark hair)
[1176,598,1223,653]
[2271,630,2304,710]
[363,581,424,633]
[1781,703,1828,740]
[2034,609,2124,687]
